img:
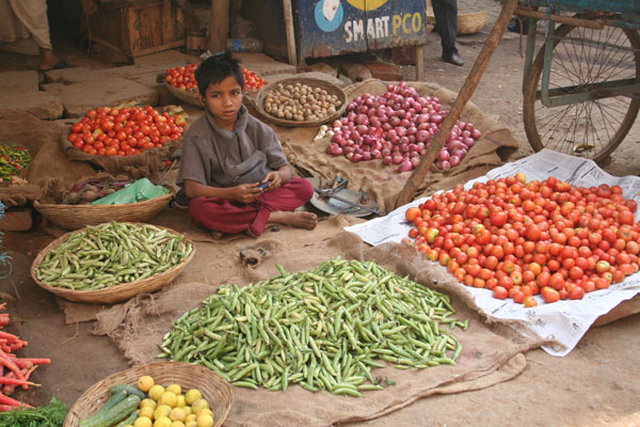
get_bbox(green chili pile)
[158,258,468,396]
[34,222,193,290]
[0,144,32,181]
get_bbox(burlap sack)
[274,79,520,213]
[61,131,181,181]
[36,172,134,204]
[54,210,543,426]
[0,109,96,207]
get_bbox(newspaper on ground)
[345,149,640,356]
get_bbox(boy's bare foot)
[268,211,318,230]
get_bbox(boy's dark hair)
[195,51,244,97]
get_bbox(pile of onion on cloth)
[322,82,482,172]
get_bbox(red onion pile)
[325,82,482,172]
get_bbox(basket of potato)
[255,77,347,127]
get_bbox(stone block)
[234,52,297,76]
[0,91,64,120]
[0,207,33,232]
[42,77,159,117]
[0,70,39,93]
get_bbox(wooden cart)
[516,0,640,163]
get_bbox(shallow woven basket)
[34,189,175,231]
[64,361,233,427]
[255,77,348,127]
[458,11,488,35]
[30,223,195,304]
[166,83,205,108]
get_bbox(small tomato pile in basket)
[404,173,640,306]
[67,105,185,157]
[324,81,482,172]
[165,64,266,91]
[79,376,215,427]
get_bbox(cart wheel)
[523,23,640,163]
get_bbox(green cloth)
[91,178,169,205]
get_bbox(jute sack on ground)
[66,210,544,426]
[275,79,520,213]
[61,131,180,181]
[0,109,95,207]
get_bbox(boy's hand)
[230,183,264,203]
[263,171,282,191]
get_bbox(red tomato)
[490,211,508,227]
[541,287,560,303]
[492,286,508,300]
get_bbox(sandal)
[39,60,75,72]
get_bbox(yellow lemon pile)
[123,375,215,427]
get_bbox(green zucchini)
[115,409,139,427]
[109,383,146,399]
[79,394,141,427]
[100,389,128,412]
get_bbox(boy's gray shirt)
[177,105,288,188]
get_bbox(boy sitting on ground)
[177,52,318,238]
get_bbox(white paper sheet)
[345,150,640,356]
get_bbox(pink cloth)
[188,177,314,236]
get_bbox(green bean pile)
[158,258,467,396]
[34,222,193,290]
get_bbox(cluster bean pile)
[158,258,467,397]
[262,82,343,122]
[34,222,193,290]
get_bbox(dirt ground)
[1,1,640,426]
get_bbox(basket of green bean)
[30,221,195,304]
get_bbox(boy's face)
[202,76,243,130]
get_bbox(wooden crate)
[86,0,186,63]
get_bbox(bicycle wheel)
[523,22,640,163]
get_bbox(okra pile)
[158,258,467,397]
[34,222,193,290]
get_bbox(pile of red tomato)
[405,173,640,306]
[67,105,186,156]
[165,64,266,91]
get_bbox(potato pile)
[262,82,343,122]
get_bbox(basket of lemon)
[64,361,233,427]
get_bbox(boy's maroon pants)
[187,177,314,237]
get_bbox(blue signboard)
[296,0,427,59]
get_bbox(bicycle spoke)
[524,23,640,163]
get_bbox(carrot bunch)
[0,302,51,411]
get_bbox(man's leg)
[432,0,463,65]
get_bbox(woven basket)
[64,361,233,427]
[34,189,175,231]
[255,77,348,127]
[166,83,205,108]
[30,223,195,304]
[458,11,488,35]
[426,11,488,35]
